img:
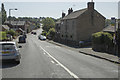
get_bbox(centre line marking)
[51,61,55,64]
[39,46,80,80]
[44,52,46,54]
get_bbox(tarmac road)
[1,28,118,79]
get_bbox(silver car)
[0,42,21,64]
[38,35,46,40]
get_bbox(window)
[1,43,15,50]
[62,35,63,37]
[70,35,73,38]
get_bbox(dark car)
[23,34,27,38]
[33,32,37,35]
[31,32,34,34]
[18,35,26,43]
[31,31,37,35]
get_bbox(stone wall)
[92,44,115,54]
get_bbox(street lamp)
[9,8,17,25]
[117,20,120,57]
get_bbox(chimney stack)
[70,8,73,13]
[87,2,94,10]
[62,12,66,18]
[68,8,73,15]
[68,8,71,15]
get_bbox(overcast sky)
[1,0,120,19]
[1,0,120,2]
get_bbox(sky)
[1,0,120,19]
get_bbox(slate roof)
[103,25,118,33]
[2,25,10,30]
[56,19,62,24]
[63,8,87,20]
[5,21,26,26]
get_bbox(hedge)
[92,32,114,46]
[6,29,16,36]
[0,31,7,40]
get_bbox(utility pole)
[9,8,17,29]
[117,20,120,57]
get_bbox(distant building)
[103,25,117,34]
[4,21,30,33]
[55,1,106,46]
[1,25,10,31]
[103,17,118,35]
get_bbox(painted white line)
[51,61,55,64]
[44,52,46,54]
[39,46,80,79]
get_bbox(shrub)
[41,31,47,36]
[6,29,16,36]
[47,28,55,40]
[92,32,113,46]
[42,17,55,32]
[0,31,7,40]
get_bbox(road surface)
[1,28,118,79]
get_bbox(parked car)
[38,34,46,40]
[23,34,27,38]
[18,35,26,43]
[33,32,37,35]
[31,32,34,34]
[0,42,21,64]
[31,31,37,35]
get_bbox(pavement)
[47,40,119,64]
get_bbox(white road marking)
[46,46,61,48]
[39,46,80,79]
[51,61,55,64]
[44,53,46,54]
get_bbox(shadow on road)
[0,61,19,69]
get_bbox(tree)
[0,31,7,40]
[42,17,55,32]
[47,28,55,40]
[7,16,17,21]
[1,3,7,24]
[6,29,16,36]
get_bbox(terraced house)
[55,1,106,46]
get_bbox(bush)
[41,31,47,36]
[6,29,16,36]
[0,31,7,40]
[42,17,55,32]
[92,32,113,46]
[47,28,55,40]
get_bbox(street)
[1,28,118,78]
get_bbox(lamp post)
[9,8,17,26]
[117,20,120,57]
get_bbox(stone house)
[1,25,10,31]
[4,21,30,33]
[55,1,106,46]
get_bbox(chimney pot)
[62,12,66,18]
[88,2,94,10]
[68,8,71,15]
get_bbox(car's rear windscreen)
[0,43,15,50]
